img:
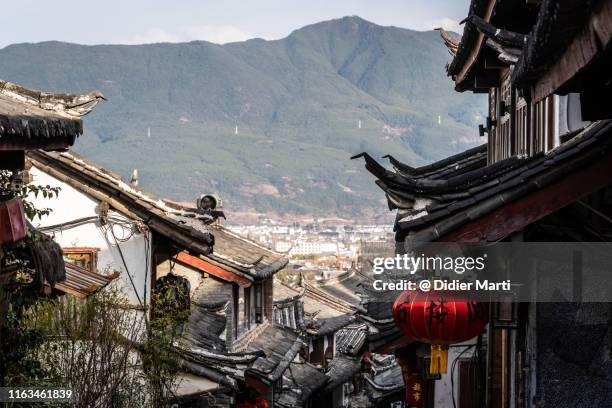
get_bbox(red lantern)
[393,290,488,375]
[0,198,27,244]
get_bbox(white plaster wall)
[434,340,477,408]
[29,166,152,307]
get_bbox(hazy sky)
[1,1,470,48]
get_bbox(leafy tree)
[0,169,62,388]
[1,170,182,406]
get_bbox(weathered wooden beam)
[468,15,527,48]
[0,139,74,151]
[488,328,510,408]
[173,251,253,287]
[485,39,521,65]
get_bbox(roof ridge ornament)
[435,27,460,56]
[0,79,106,118]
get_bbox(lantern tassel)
[429,345,449,375]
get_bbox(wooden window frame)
[62,247,99,273]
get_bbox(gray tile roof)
[354,120,612,242]
[0,80,103,148]
[176,218,288,279]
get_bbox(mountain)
[0,16,486,222]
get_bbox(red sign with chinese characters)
[406,375,425,407]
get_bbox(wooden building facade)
[447,0,612,165]
[355,0,612,407]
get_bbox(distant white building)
[274,241,292,253]
[290,241,338,256]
